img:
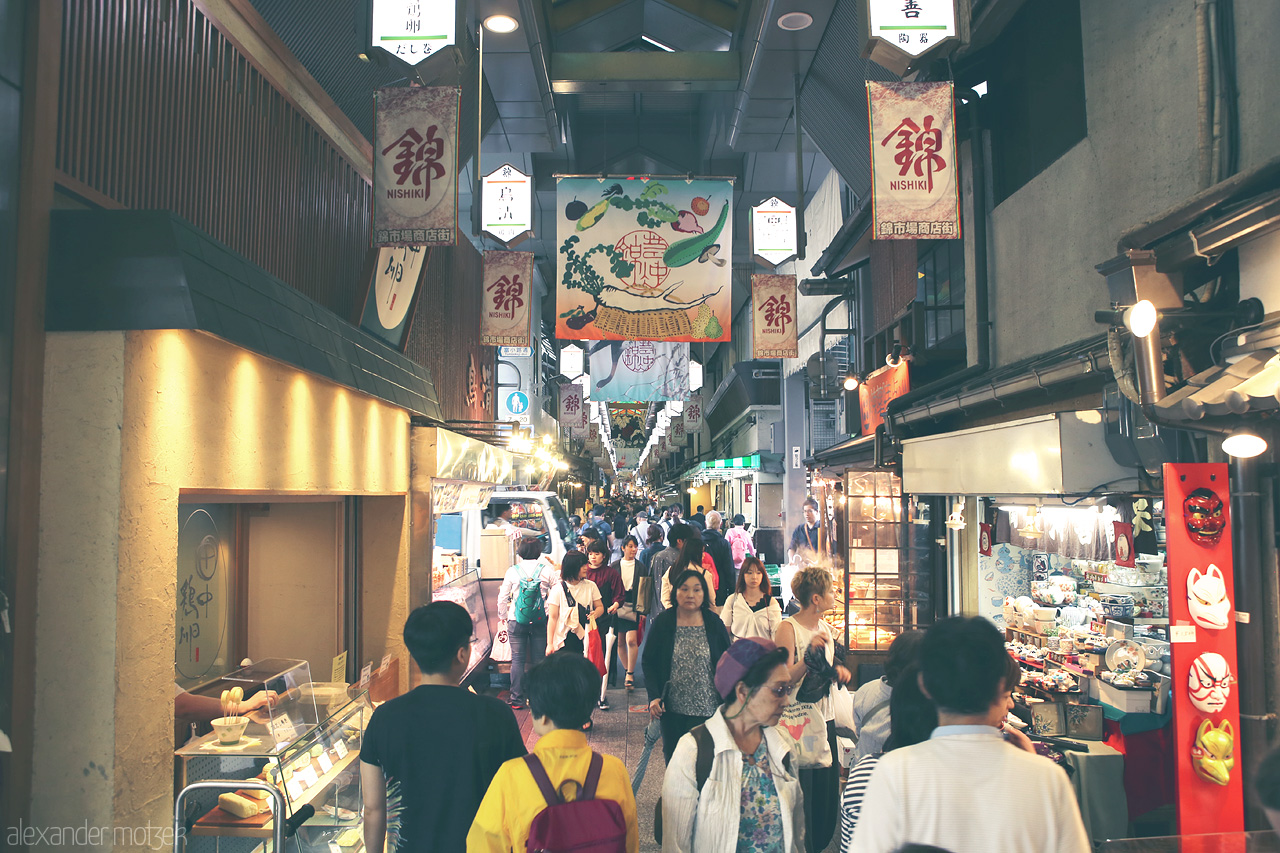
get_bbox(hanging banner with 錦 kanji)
[752,274,798,359]
[373,86,460,247]
[587,340,690,403]
[481,251,533,347]
[670,416,687,445]
[559,382,586,431]
[868,81,960,241]
[685,393,704,432]
[556,177,733,343]
[608,404,649,450]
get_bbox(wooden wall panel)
[56,0,370,321]
[870,240,919,335]
[404,240,494,424]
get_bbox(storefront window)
[845,472,910,650]
[176,503,238,689]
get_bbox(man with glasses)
[361,602,526,853]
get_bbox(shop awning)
[901,412,1136,496]
[807,434,876,468]
[411,426,522,512]
[681,452,783,482]
[1156,348,1280,420]
[47,209,444,421]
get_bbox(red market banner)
[374,86,460,247]
[481,251,533,347]
[685,393,704,431]
[867,81,960,241]
[1164,463,1244,836]
[752,274,798,359]
[559,382,586,431]
[858,361,910,435]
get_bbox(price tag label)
[1170,624,1197,643]
[285,778,304,801]
[334,740,349,760]
[331,650,349,683]
[299,765,319,788]
[270,714,298,743]
[317,752,334,774]
[379,653,392,674]
[359,663,372,689]
[1235,611,1251,624]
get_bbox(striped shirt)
[838,754,881,852]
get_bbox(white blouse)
[721,593,782,642]
[546,578,602,651]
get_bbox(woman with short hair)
[662,637,804,853]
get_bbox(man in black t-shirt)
[361,602,525,853]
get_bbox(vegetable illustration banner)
[587,340,690,403]
[607,404,649,449]
[556,177,733,342]
[374,86,460,246]
[480,251,533,347]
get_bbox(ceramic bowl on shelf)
[1032,606,1057,622]
[1100,593,1135,619]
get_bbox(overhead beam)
[552,51,739,93]
[659,0,739,33]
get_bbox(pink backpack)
[524,752,627,853]
[727,527,753,567]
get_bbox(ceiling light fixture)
[641,34,675,51]
[483,14,519,33]
[777,11,813,30]
[843,372,861,392]
[1222,428,1268,459]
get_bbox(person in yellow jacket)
[467,651,639,853]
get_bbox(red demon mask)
[1184,488,1225,545]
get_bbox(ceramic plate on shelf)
[1105,639,1147,672]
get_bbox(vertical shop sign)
[556,177,733,343]
[863,0,958,75]
[1164,463,1245,835]
[670,416,687,445]
[685,393,704,432]
[858,361,910,435]
[559,382,587,431]
[751,197,798,269]
[481,251,533,347]
[374,86,460,247]
[867,81,960,241]
[359,245,429,350]
[752,274,799,359]
[371,0,456,62]
[482,164,533,247]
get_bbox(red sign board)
[1164,463,1244,836]
[858,361,910,435]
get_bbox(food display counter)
[175,659,371,852]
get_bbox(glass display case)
[176,674,371,852]
[844,471,909,650]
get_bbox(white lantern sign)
[750,197,797,270]
[482,164,533,247]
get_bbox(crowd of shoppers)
[358,496,1097,853]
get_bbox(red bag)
[585,620,607,677]
[524,752,627,853]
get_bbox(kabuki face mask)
[1184,488,1226,546]
[1187,564,1231,631]
[1188,652,1234,714]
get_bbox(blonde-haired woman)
[773,565,851,853]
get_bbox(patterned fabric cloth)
[737,739,786,853]
[667,625,720,716]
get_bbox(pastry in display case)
[176,659,372,851]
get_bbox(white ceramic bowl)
[1032,606,1057,621]
[211,716,249,745]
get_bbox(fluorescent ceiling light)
[641,35,675,51]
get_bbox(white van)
[434,490,574,572]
